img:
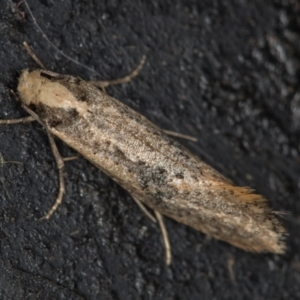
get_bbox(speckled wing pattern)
[18,70,286,254]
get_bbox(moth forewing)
[16,68,286,255]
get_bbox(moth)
[0,41,286,265]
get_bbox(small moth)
[2,51,286,264]
[1,3,286,264]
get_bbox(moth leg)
[19,104,66,220]
[89,55,146,92]
[63,155,79,162]
[162,129,197,142]
[154,211,172,265]
[131,195,172,264]
[40,129,65,220]
[0,116,35,125]
[131,195,157,223]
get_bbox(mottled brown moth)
[1,3,286,265]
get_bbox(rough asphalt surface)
[0,0,300,299]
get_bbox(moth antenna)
[23,1,100,76]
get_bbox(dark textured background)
[1,0,300,299]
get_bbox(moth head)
[17,69,89,116]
